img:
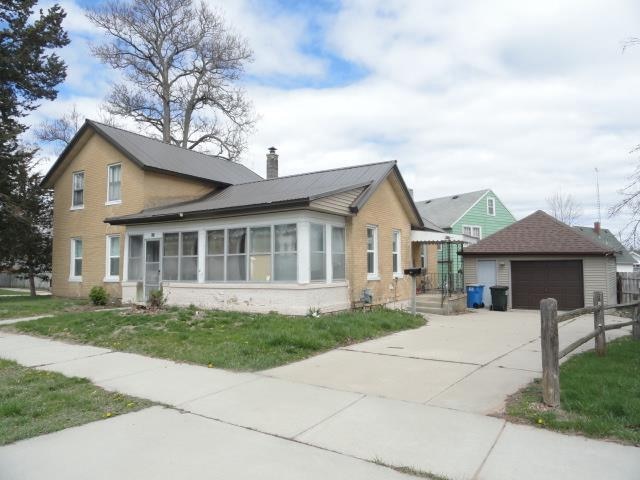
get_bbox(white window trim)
[487,197,496,216]
[462,224,482,239]
[104,234,121,282]
[71,171,85,210]
[106,163,122,205]
[366,225,379,280]
[392,229,402,278]
[69,238,82,282]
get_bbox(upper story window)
[463,225,482,239]
[72,171,84,208]
[366,225,378,279]
[392,230,402,277]
[107,164,122,203]
[487,197,496,216]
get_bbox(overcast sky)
[31,0,640,236]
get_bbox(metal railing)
[418,272,465,297]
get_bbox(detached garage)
[462,211,617,310]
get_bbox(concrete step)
[416,306,447,315]
[416,301,443,309]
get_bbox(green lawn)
[5,306,425,371]
[0,295,88,319]
[0,288,29,296]
[506,336,640,445]
[0,359,152,445]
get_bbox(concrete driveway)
[266,309,632,414]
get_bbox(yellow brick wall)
[346,177,413,305]
[51,132,215,299]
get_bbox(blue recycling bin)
[466,284,485,309]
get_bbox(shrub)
[89,286,109,306]
[147,289,166,309]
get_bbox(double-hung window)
[70,238,83,280]
[487,197,496,216]
[107,164,122,203]
[274,224,297,281]
[392,230,401,277]
[128,235,143,281]
[310,224,326,281]
[72,171,84,208]
[331,226,345,281]
[366,226,378,279]
[420,244,427,269]
[463,225,482,239]
[250,227,272,281]
[206,230,225,281]
[106,235,120,280]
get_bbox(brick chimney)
[266,147,278,179]
[594,221,601,235]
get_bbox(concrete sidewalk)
[0,328,638,480]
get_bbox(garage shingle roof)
[463,210,614,256]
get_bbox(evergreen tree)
[0,0,68,294]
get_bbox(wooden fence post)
[593,291,606,356]
[541,298,560,407]
[633,304,640,341]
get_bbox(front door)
[477,260,497,307]
[144,239,161,300]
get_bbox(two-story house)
[414,189,516,305]
[43,120,424,314]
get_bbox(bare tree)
[34,105,82,152]
[610,162,640,244]
[86,0,255,160]
[546,192,583,225]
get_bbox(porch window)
[180,232,198,281]
[106,235,120,279]
[70,238,83,279]
[392,230,401,277]
[162,233,179,280]
[310,223,326,281]
[128,235,143,281]
[227,228,247,281]
[72,171,84,208]
[107,164,122,203]
[206,230,225,281]
[274,224,297,281]
[487,197,495,216]
[331,226,345,281]
[250,226,272,281]
[366,225,378,279]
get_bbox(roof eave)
[105,198,311,225]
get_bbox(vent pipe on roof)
[409,188,414,198]
[594,221,601,235]
[267,147,278,179]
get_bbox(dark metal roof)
[42,120,262,187]
[106,161,420,225]
[462,210,614,256]
[415,189,489,229]
[573,226,634,265]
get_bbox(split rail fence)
[540,291,640,407]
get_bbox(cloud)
[31,0,640,238]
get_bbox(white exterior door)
[477,260,497,307]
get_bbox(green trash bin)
[490,286,509,311]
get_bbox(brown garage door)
[511,260,584,310]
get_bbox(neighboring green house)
[415,189,516,297]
